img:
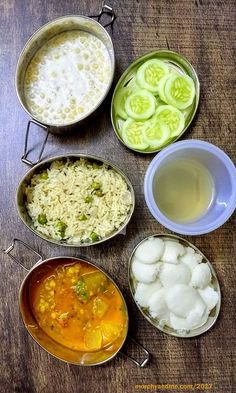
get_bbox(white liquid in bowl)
[24,31,112,125]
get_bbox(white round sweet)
[161,240,185,264]
[191,263,211,289]
[198,286,219,310]
[135,237,165,264]
[147,288,168,319]
[131,258,160,283]
[186,308,208,329]
[159,263,191,288]
[179,247,202,270]
[166,284,204,318]
[134,280,162,308]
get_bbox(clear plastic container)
[144,140,236,235]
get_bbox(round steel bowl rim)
[16,153,135,247]
[19,255,129,366]
[128,233,221,338]
[111,49,200,154]
[15,15,115,128]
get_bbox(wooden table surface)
[0,1,235,392]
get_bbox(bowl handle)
[120,335,150,367]
[3,238,43,271]
[89,2,116,28]
[21,120,49,166]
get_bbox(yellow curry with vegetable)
[30,260,127,356]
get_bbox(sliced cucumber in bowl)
[125,89,156,120]
[158,74,172,102]
[113,80,140,120]
[143,120,170,148]
[136,59,169,94]
[121,115,172,152]
[111,50,199,154]
[113,87,131,120]
[122,118,149,150]
[164,74,196,110]
[155,105,185,137]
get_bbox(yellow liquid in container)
[153,159,214,223]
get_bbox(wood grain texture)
[0,1,235,392]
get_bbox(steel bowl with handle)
[3,239,150,367]
[16,153,135,247]
[15,3,116,165]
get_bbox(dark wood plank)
[0,1,235,392]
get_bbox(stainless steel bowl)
[15,6,116,165]
[16,153,135,247]
[128,234,221,338]
[4,239,150,367]
[111,50,200,154]
[16,13,115,132]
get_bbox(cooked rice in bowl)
[25,158,133,244]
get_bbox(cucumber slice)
[164,74,195,109]
[125,90,156,120]
[113,87,131,119]
[136,59,169,94]
[113,81,140,119]
[143,119,170,148]
[122,118,149,150]
[158,74,172,103]
[156,105,185,137]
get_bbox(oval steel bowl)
[111,50,200,154]
[16,153,135,247]
[15,15,115,134]
[19,255,128,366]
[128,234,221,338]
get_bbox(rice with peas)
[25,158,133,244]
